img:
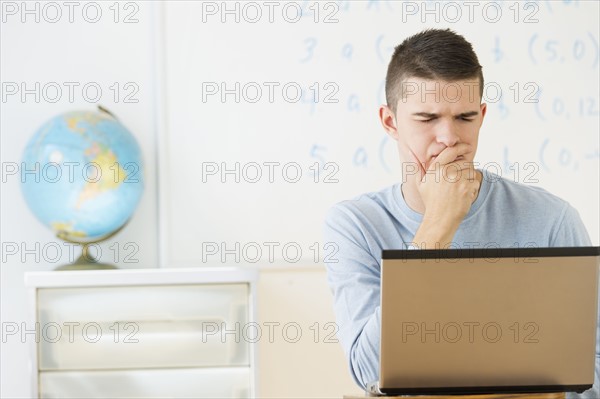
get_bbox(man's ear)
[379,104,400,140]
[479,102,487,128]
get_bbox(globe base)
[55,247,118,271]
[55,262,118,271]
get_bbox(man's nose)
[435,121,460,147]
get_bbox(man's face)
[381,78,487,174]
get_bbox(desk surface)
[344,393,565,399]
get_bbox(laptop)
[368,246,600,396]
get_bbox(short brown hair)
[385,28,484,113]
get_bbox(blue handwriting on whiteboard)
[528,32,599,68]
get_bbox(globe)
[21,108,144,268]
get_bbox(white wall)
[0,2,359,397]
[160,0,599,266]
[0,2,159,397]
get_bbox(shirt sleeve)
[322,204,382,390]
[553,204,598,399]
[550,203,593,247]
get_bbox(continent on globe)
[50,221,86,239]
[76,142,127,209]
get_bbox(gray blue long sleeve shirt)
[323,168,597,398]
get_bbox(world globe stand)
[55,222,128,271]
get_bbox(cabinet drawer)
[39,367,251,398]
[37,284,249,370]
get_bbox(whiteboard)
[160,0,600,267]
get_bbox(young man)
[323,29,597,398]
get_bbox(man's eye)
[461,118,474,122]
[419,119,434,123]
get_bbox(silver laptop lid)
[378,246,600,396]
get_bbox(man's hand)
[411,143,480,248]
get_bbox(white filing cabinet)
[25,267,258,399]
